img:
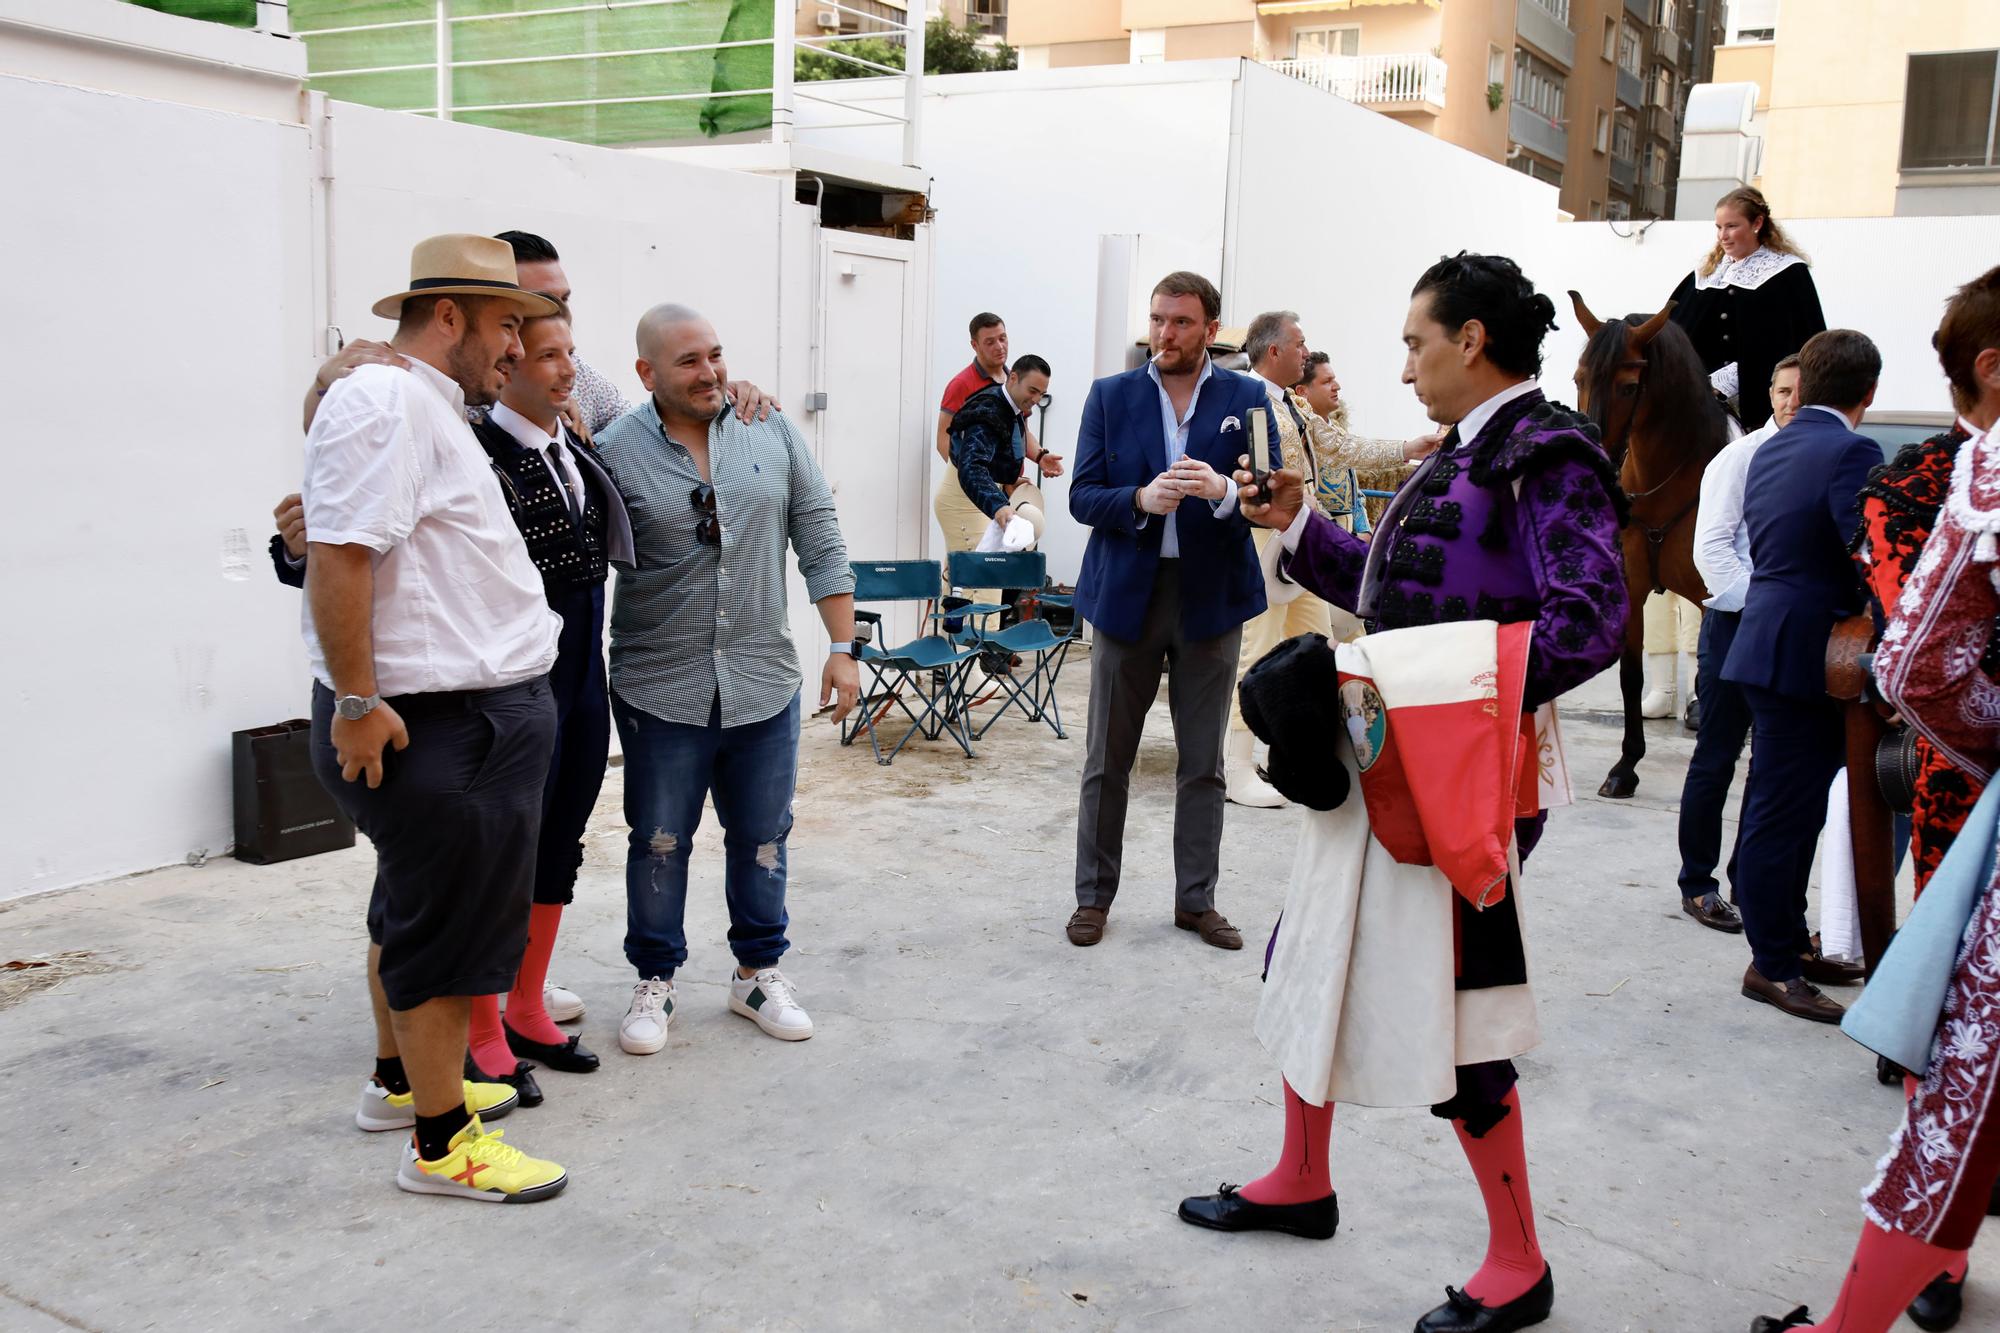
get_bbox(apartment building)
[795,0,1008,44]
[1009,0,1722,220]
[1706,0,2000,217]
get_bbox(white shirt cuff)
[1211,476,1239,518]
[1279,503,1312,554]
[1702,575,1750,613]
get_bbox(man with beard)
[303,235,569,1202]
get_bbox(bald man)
[591,304,859,1057]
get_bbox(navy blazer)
[1068,361,1274,642]
[1721,406,1881,699]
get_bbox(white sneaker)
[544,982,585,1024]
[618,977,675,1055]
[729,967,814,1041]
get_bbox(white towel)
[1818,770,1862,961]
[975,514,1036,553]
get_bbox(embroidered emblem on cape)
[1338,680,1387,772]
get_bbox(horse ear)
[1631,302,1675,348]
[1568,290,1602,337]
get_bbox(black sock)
[414,1104,473,1161]
[374,1056,411,1096]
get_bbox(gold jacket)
[1258,377,1407,530]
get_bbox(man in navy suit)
[1066,271,1277,951]
[1723,329,1883,1023]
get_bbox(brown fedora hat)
[371,233,562,321]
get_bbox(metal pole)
[435,0,452,121]
[901,1,925,166]
[772,0,796,145]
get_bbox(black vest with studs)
[470,417,609,597]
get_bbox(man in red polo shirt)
[934,313,1061,566]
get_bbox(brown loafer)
[1066,907,1107,947]
[1174,909,1243,950]
[1681,893,1743,933]
[1801,943,1865,987]
[1741,965,1844,1024]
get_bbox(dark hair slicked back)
[494,230,560,265]
[1011,353,1051,379]
[1152,271,1222,323]
[1411,252,1558,378]
[1299,349,1331,390]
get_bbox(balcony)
[1509,100,1568,166]
[1652,23,1677,59]
[1266,53,1447,113]
[1638,181,1667,217]
[1643,102,1675,141]
[1615,65,1643,108]
[1624,0,1648,17]
[1610,152,1638,190]
[1516,0,1576,70]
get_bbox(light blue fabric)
[1842,777,2000,1074]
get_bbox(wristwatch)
[335,693,382,720]
[826,641,861,660]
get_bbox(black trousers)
[1734,683,1846,983]
[533,582,610,906]
[1676,610,1752,900]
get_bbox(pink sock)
[1802,1222,1963,1331]
[503,903,566,1046]
[1454,1088,1547,1307]
[466,994,515,1080]
[1236,1080,1336,1205]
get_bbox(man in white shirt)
[304,234,569,1203]
[1673,355,1800,933]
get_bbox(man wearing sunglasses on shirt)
[592,303,858,1056]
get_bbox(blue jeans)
[616,690,800,980]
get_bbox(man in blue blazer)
[1066,271,1277,951]
[1722,329,1883,1023]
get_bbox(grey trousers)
[1074,562,1244,914]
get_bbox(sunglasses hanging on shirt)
[691,483,720,546]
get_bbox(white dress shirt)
[489,399,586,512]
[1693,418,1780,611]
[301,358,560,696]
[1143,353,1239,557]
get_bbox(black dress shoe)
[1682,893,1744,933]
[504,1022,600,1073]
[1414,1266,1553,1332]
[465,1055,543,1108]
[1989,1174,2000,1216]
[1177,1183,1337,1239]
[1909,1271,1965,1331]
[1749,1308,1813,1332]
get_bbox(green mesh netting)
[290,0,774,144]
[124,0,260,26]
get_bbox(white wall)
[4,43,924,900]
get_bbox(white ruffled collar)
[1694,246,1806,292]
[1943,422,2000,563]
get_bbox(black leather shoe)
[1414,1266,1553,1332]
[1801,948,1866,987]
[1682,893,1744,933]
[1177,1183,1337,1240]
[1749,1308,1813,1332]
[504,1022,600,1073]
[465,1055,543,1108]
[1989,1174,2000,1216]
[1909,1271,1965,1331]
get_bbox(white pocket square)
[1220,415,1242,433]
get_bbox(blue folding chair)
[844,559,981,764]
[945,550,1076,740]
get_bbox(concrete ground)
[0,652,1978,1333]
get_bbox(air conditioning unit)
[815,8,840,28]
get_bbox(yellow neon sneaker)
[396,1117,567,1203]
[355,1078,518,1132]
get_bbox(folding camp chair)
[945,550,1076,740]
[844,559,982,764]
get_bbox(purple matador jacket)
[1278,387,1630,711]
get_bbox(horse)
[1568,291,1732,799]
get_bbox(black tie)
[547,442,581,522]
[1441,425,1463,454]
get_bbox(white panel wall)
[1,73,316,897]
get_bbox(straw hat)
[371,234,562,321]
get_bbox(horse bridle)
[1602,354,1696,595]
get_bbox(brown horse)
[1569,292,1730,799]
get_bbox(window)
[1901,49,2000,170]
[1655,0,1676,29]
[1488,44,1507,89]
[1509,154,1563,187]
[1738,27,1775,42]
[1606,198,1632,220]
[1589,199,1605,220]
[1643,142,1667,184]
[1651,66,1673,108]
[1595,108,1611,153]
[1612,113,1636,159]
[1618,22,1643,75]
[1603,17,1616,61]
[1514,47,1566,123]
[1294,25,1360,59]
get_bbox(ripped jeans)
[614,690,799,981]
